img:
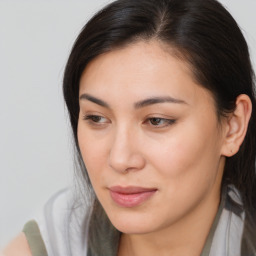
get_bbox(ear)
[221,94,252,157]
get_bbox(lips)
[109,186,157,208]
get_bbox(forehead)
[79,40,213,108]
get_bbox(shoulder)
[37,188,93,255]
[1,232,32,256]
[2,188,93,256]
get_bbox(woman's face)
[78,41,226,234]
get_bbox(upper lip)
[109,186,157,194]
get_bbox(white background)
[0,0,255,248]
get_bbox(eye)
[83,114,109,124]
[146,117,176,128]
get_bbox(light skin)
[3,40,252,256]
[2,233,31,256]
[78,40,252,256]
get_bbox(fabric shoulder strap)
[23,220,48,256]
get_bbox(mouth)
[109,186,157,208]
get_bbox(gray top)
[23,220,48,256]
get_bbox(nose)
[108,127,145,173]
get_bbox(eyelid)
[144,116,176,128]
[81,112,176,129]
[82,114,110,125]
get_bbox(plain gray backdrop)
[0,0,255,248]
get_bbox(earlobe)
[221,94,252,157]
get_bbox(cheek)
[77,123,107,180]
[144,121,222,185]
[142,127,222,220]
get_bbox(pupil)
[92,116,101,122]
[151,118,161,125]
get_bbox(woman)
[3,0,256,255]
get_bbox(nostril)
[108,130,146,173]
[108,148,146,173]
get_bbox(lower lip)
[110,190,156,208]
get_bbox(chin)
[108,211,160,235]
[114,223,153,235]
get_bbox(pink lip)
[109,186,157,208]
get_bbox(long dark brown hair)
[63,0,256,253]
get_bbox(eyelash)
[83,115,108,124]
[82,115,176,128]
[145,117,176,128]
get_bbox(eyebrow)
[80,93,110,108]
[79,93,187,109]
[134,96,187,109]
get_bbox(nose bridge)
[108,122,144,172]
